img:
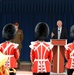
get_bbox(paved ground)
[16,62,67,75]
[16,71,67,75]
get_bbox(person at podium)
[51,20,68,66]
[65,25,74,75]
[51,20,67,39]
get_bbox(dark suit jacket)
[51,27,67,39]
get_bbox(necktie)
[58,29,60,39]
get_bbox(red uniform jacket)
[0,41,19,68]
[29,41,53,73]
[65,43,74,69]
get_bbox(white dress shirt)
[58,27,62,39]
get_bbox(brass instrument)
[3,66,16,75]
[72,71,74,75]
[0,52,16,75]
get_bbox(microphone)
[58,30,60,31]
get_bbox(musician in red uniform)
[0,23,19,75]
[29,22,53,75]
[65,25,74,75]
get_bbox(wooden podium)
[50,39,67,73]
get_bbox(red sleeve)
[14,48,19,60]
[48,50,53,62]
[0,45,3,52]
[65,50,70,61]
[30,49,35,64]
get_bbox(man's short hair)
[14,22,19,26]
